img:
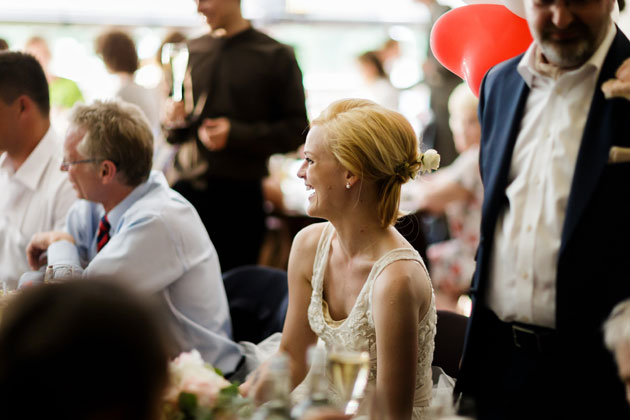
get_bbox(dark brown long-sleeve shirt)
[167,27,309,182]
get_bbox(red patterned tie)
[96,214,111,252]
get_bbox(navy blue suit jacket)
[457,28,630,416]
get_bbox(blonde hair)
[312,98,421,227]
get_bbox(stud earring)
[346,183,351,190]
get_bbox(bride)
[242,99,439,420]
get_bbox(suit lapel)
[480,64,529,240]
[560,29,630,254]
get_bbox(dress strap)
[310,222,335,290]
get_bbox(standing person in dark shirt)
[165,0,309,272]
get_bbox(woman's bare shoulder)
[292,222,328,252]
[373,256,432,308]
[288,222,328,280]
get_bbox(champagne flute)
[161,42,189,102]
[327,347,370,415]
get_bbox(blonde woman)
[242,99,439,420]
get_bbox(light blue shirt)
[44,171,242,374]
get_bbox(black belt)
[483,307,557,354]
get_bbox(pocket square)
[608,146,630,163]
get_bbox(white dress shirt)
[0,127,75,290]
[486,24,616,328]
[39,171,242,374]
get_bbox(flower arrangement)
[163,350,252,420]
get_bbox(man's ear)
[100,160,118,184]
[16,95,33,116]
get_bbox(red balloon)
[430,5,533,96]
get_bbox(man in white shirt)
[456,1,630,419]
[24,100,245,378]
[0,52,75,290]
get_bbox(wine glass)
[327,347,370,415]
[161,42,189,103]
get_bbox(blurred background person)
[410,83,481,316]
[0,52,75,290]
[95,28,164,163]
[376,37,401,77]
[24,35,84,132]
[0,38,8,51]
[0,280,170,420]
[356,50,400,111]
[414,0,461,168]
[164,0,308,273]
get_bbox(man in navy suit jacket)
[456,0,630,418]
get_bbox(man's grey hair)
[69,100,153,187]
[604,299,630,352]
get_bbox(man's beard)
[537,20,601,69]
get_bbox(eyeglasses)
[60,159,98,171]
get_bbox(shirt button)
[523,316,531,323]
[526,225,532,232]
[534,177,540,185]
[522,272,528,280]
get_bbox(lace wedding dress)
[303,223,436,420]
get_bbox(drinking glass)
[161,42,189,102]
[327,347,370,415]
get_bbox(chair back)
[222,265,288,344]
[433,309,469,378]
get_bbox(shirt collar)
[518,22,617,87]
[105,170,167,233]
[0,126,59,192]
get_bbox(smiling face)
[196,0,240,32]
[525,0,614,69]
[297,125,349,220]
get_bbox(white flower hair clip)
[420,149,441,174]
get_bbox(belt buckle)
[512,324,541,352]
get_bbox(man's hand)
[26,231,74,270]
[163,99,187,129]
[602,58,630,100]
[198,117,230,151]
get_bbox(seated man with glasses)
[23,100,245,379]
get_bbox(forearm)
[226,116,307,157]
[45,240,85,281]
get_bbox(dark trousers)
[458,306,630,420]
[174,178,265,273]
